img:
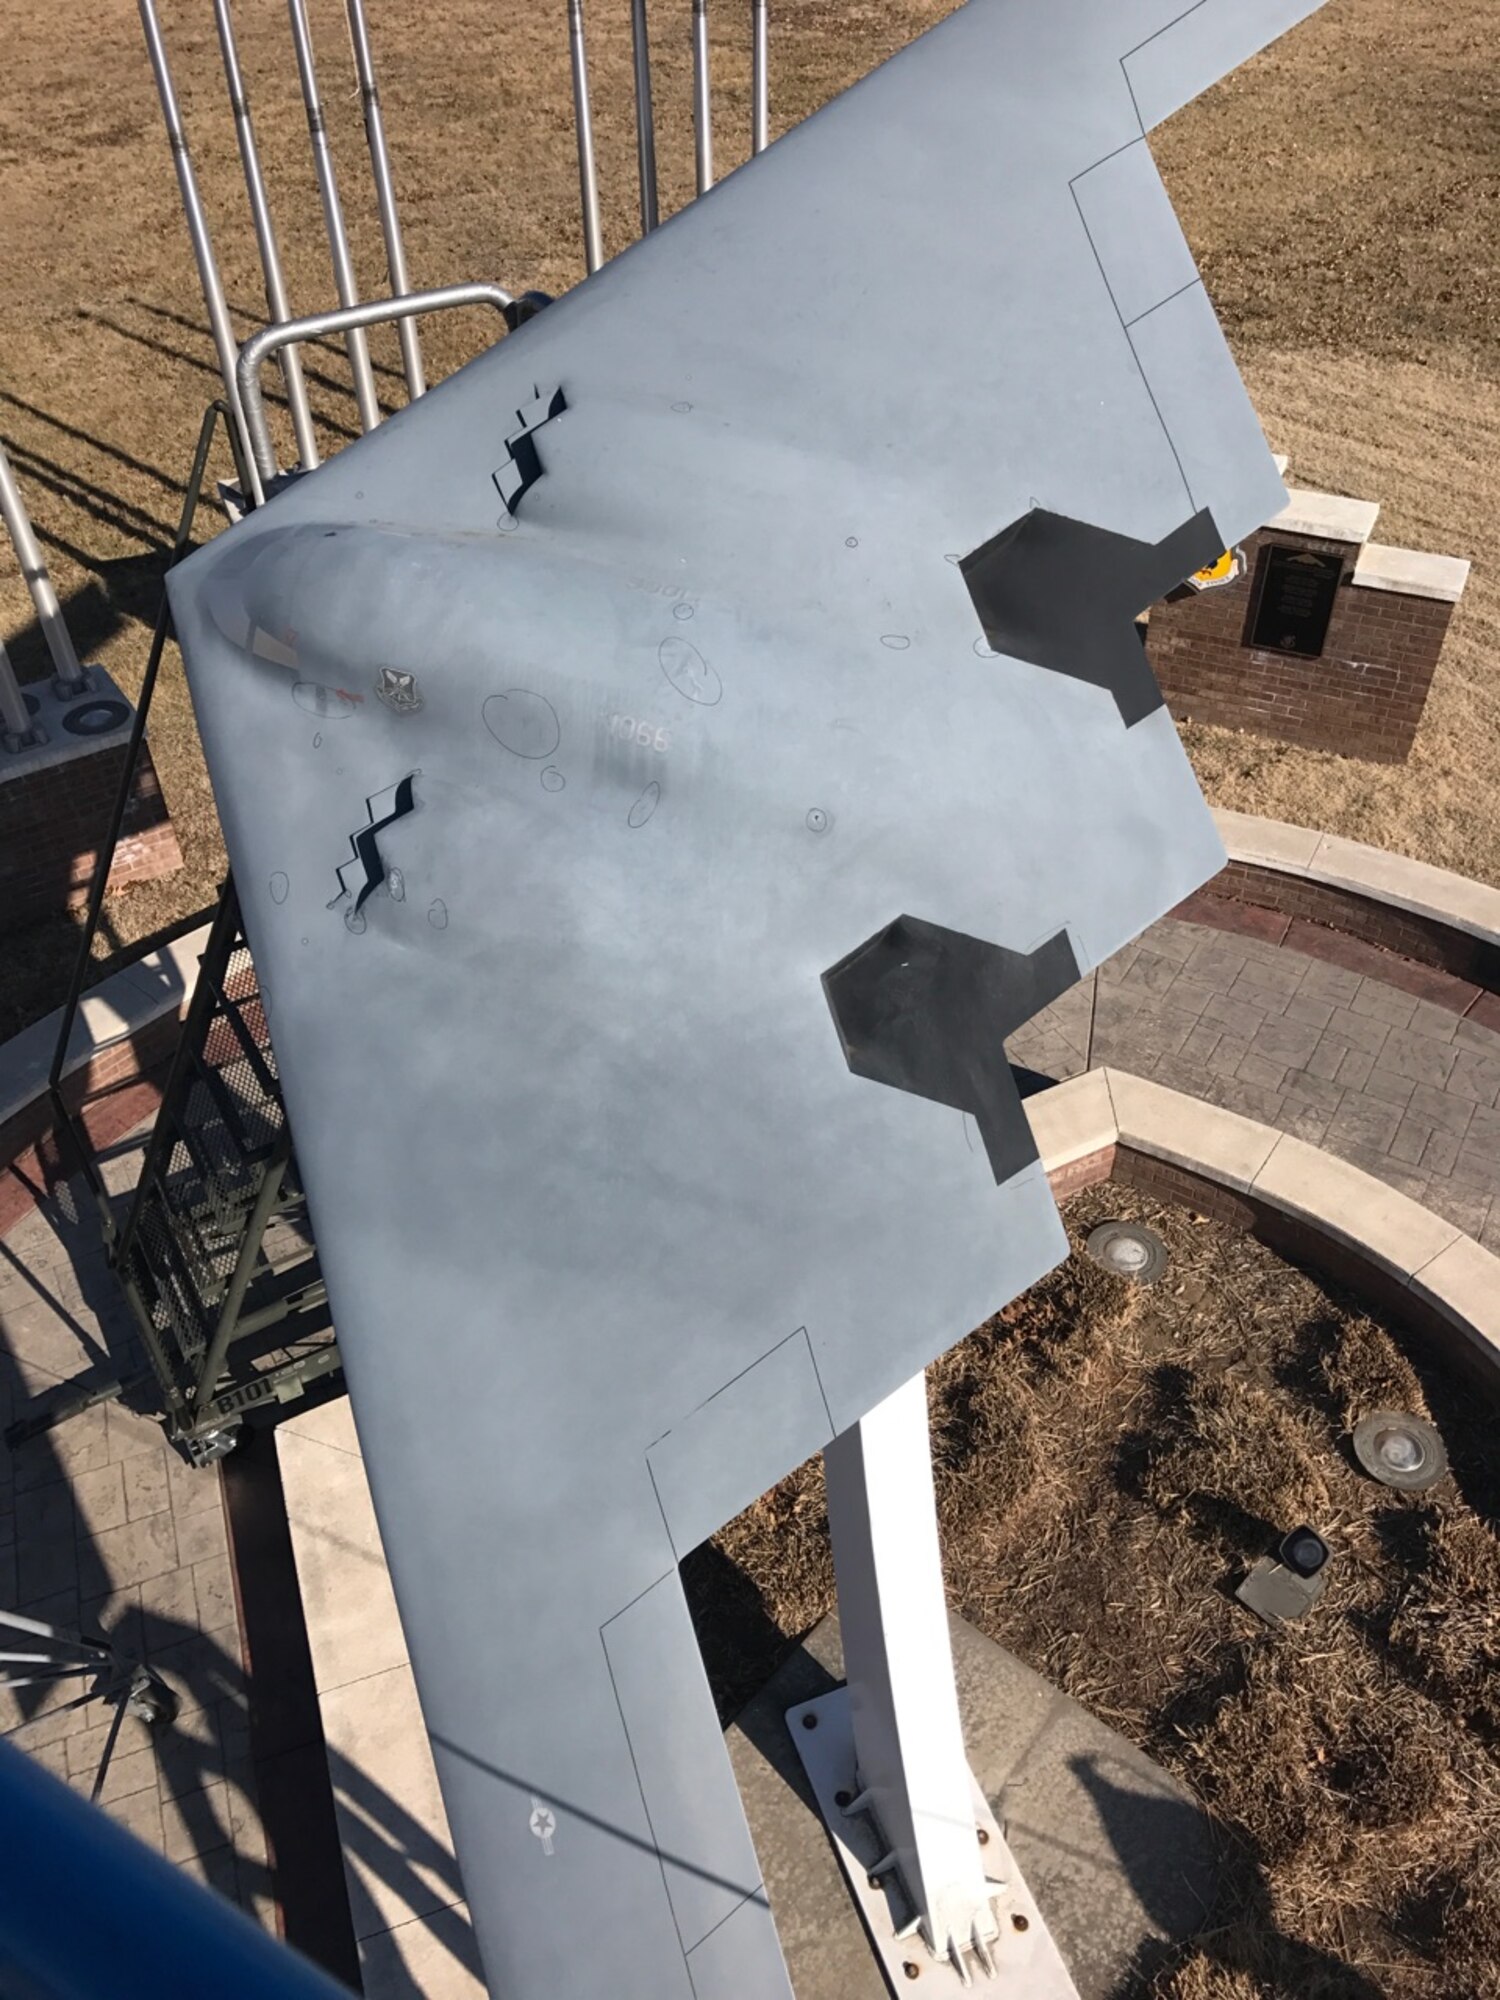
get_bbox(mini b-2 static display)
[167,0,1329,1991]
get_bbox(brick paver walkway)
[1008,914,1500,1254]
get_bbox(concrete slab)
[1305,834,1500,949]
[1249,1133,1462,1281]
[359,1907,487,2000]
[1408,1234,1500,1379]
[1269,488,1380,544]
[0,924,206,1131]
[319,1663,461,1944]
[278,1424,407,1695]
[1026,1067,1117,1173]
[1106,1068,1282,1191]
[728,1612,1218,2000]
[1351,542,1470,604]
[276,1407,480,1998]
[1211,809,1321,875]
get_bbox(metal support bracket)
[788,1686,1079,1996]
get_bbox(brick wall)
[1205,860,1500,991]
[0,739,182,935]
[1145,527,1455,764]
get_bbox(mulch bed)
[686,1181,1500,1999]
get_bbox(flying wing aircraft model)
[167,0,1327,1991]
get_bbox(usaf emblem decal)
[376,667,424,714]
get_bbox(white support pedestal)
[794,1371,1079,1996]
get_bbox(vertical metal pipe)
[692,0,713,193]
[0,438,87,693]
[343,0,426,399]
[136,0,262,500]
[285,0,382,433]
[567,0,604,272]
[630,0,659,234]
[211,0,320,470]
[751,0,768,153]
[0,634,32,742]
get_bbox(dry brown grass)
[692,1184,1500,1998]
[0,0,1494,1041]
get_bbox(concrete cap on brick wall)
[1023,1067,1115,1171]
[1211,808,1500,949]
[1268,488,1381,545]
[0,665,135,783]
[1351,542,1471,604]
[0,924,208,1131]
[1107,1068,1281,1191]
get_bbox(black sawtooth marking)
[960,505,1222,725]
[823,915,1080,1182]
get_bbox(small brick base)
[0,738,182,935]
[1146,527,1454,764]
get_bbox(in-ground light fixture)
[1352,1410,1448,1492]
[1085,1220,1169,1284]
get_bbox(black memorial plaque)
[1247,544,1342,658]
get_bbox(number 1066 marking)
[608,713,671,753]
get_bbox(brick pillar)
[1144,495,1467,765]
[0,670,182,936]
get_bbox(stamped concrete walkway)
[1008,914,1500,1253]
[0,1128,273,1925]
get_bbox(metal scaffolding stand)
[2,401,338,1468]
[107,881,336,1464]
[1,1609,178,1803]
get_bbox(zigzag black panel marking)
[334,773,418,914]
[822,916,1080,1183]
[960,505,1222,725]
[493,385,568,517]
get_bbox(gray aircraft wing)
[167,0,1325,1992]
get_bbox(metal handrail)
[236,283,517,486]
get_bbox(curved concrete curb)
[1027,1067,1500,1390]
[1212,808,1500,950]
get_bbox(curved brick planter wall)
[1031,1067,1500,1394]
[1180,810,1500,1026]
